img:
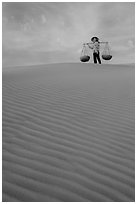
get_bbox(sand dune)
[2,63,135,202]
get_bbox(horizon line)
[3,62,135,69]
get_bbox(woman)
[88,37,101,64]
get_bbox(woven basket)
[80,55,90,62]
[102,54,112,60]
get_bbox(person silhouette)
[88,37,101,64]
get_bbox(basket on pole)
[102,42,112,60]
[80,44,90,62]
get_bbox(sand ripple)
[3,63,135,201]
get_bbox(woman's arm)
[88,44,93,49]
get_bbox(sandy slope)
[2,63,135,202]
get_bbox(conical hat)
[91,37,99,42]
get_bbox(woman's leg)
[97,52,101,64]
[93,53,97,64]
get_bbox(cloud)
[41,14,47,24]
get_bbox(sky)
[2,2,135,67]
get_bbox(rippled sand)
[2,63,135,202]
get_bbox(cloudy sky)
[3,2,135,66]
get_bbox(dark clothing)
[93,51,101,64]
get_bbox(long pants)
[93,52,101,64]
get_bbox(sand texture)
[2,63,135,202]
